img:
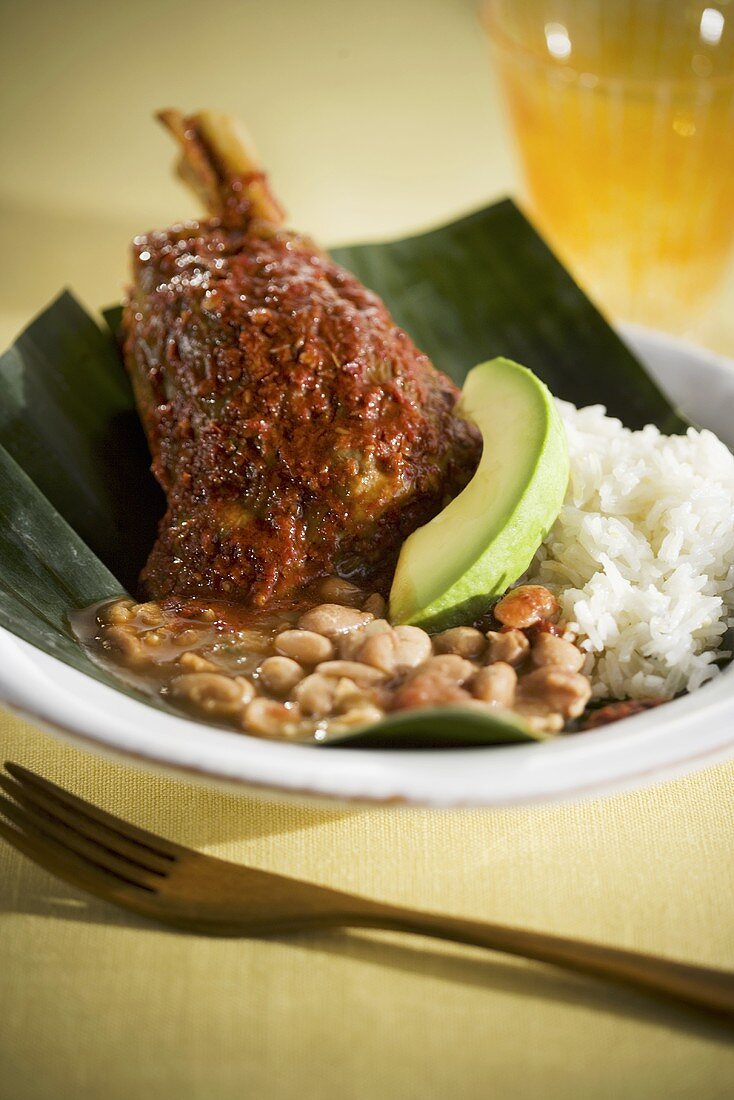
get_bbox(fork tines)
[0,762,177,900]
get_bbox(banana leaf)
[0,293,164,592]
[334,201,686,433]
[0,199,685,748]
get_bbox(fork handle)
[352,907,734,1018]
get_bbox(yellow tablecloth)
[2,713,734,1098]
[1,2,733,1097]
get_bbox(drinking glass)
[482,0,734,331]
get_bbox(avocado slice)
[389,357,569,630]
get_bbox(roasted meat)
[122,111,480,605]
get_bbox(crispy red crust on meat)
[122,220,480,604]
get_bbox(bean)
[243,697,301,737]
[392,673,471,711]
[514,704,566,734]
[472,662,517,707]
[179,651,218,673]
[317,576,364,605]
[174,628,201,646]
[294,673,337,717]
[355,631,398,675]
[338,618,391,660]
[494,585,559,629]
[170,672,251,718]
[530,633,585,673]
[132,602,164,627]
[350,622,428,674]
[105,625,146,664]
[518,667,591,718]
[274,629,334,664]
[332,676,368,712]
[98,599,134,626]
[259,655,305,694]
[316,660,388,686]
[485,629,530,667]
[363,593,387,617]
[233,677,256,705]
[329,704,385,734]
[347,622,425,669]
[433,626,486,659]
[393,625,432,669]
[297,603,374,638]
[418,654,476,684]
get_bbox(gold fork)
[1,761,732,1020]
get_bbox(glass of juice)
[482,0,734,331]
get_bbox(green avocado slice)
[389,357,569,631]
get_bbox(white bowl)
[1,327,732,806]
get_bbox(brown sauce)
[72,580,596,743]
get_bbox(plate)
[0,327,732,806]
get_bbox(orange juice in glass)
[482,1,734,330]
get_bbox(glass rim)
[480,1,734,91]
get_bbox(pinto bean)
[243,698,301,737]
[233,677,257,704]
[338,618,392,660]
[349,623,429,675]
[433,626,486,659]
[485,629,530,667]
[274,629,335,664]
[171,672,253,718]
[104,625,146,664]
[98,599,134,626]
[297,603,374,638]
[518,667,591,718]
[418,654,476,684]
[355,631,399,675]
[131,602,164,627]
[331,676,368,713]
[317,576,365,605]
[363,593,387,617]
[258,656,305,694]
[315,660,388,686]
[471,662,517,707]
[329,704,385,734]
[391,673,471,711]
[514,704,566,734]
[530,632,585,672]
[494,585,560,629]
[393,625,432,669]
[294,673,337,717]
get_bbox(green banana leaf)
[0,199,685,748]
[334,201,686,433]
[324,705,546,748]
[0,293,164,593]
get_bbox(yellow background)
[1,2,733,1097]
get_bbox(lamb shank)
[122,110,480,605]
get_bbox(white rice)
[525,401,734,700]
